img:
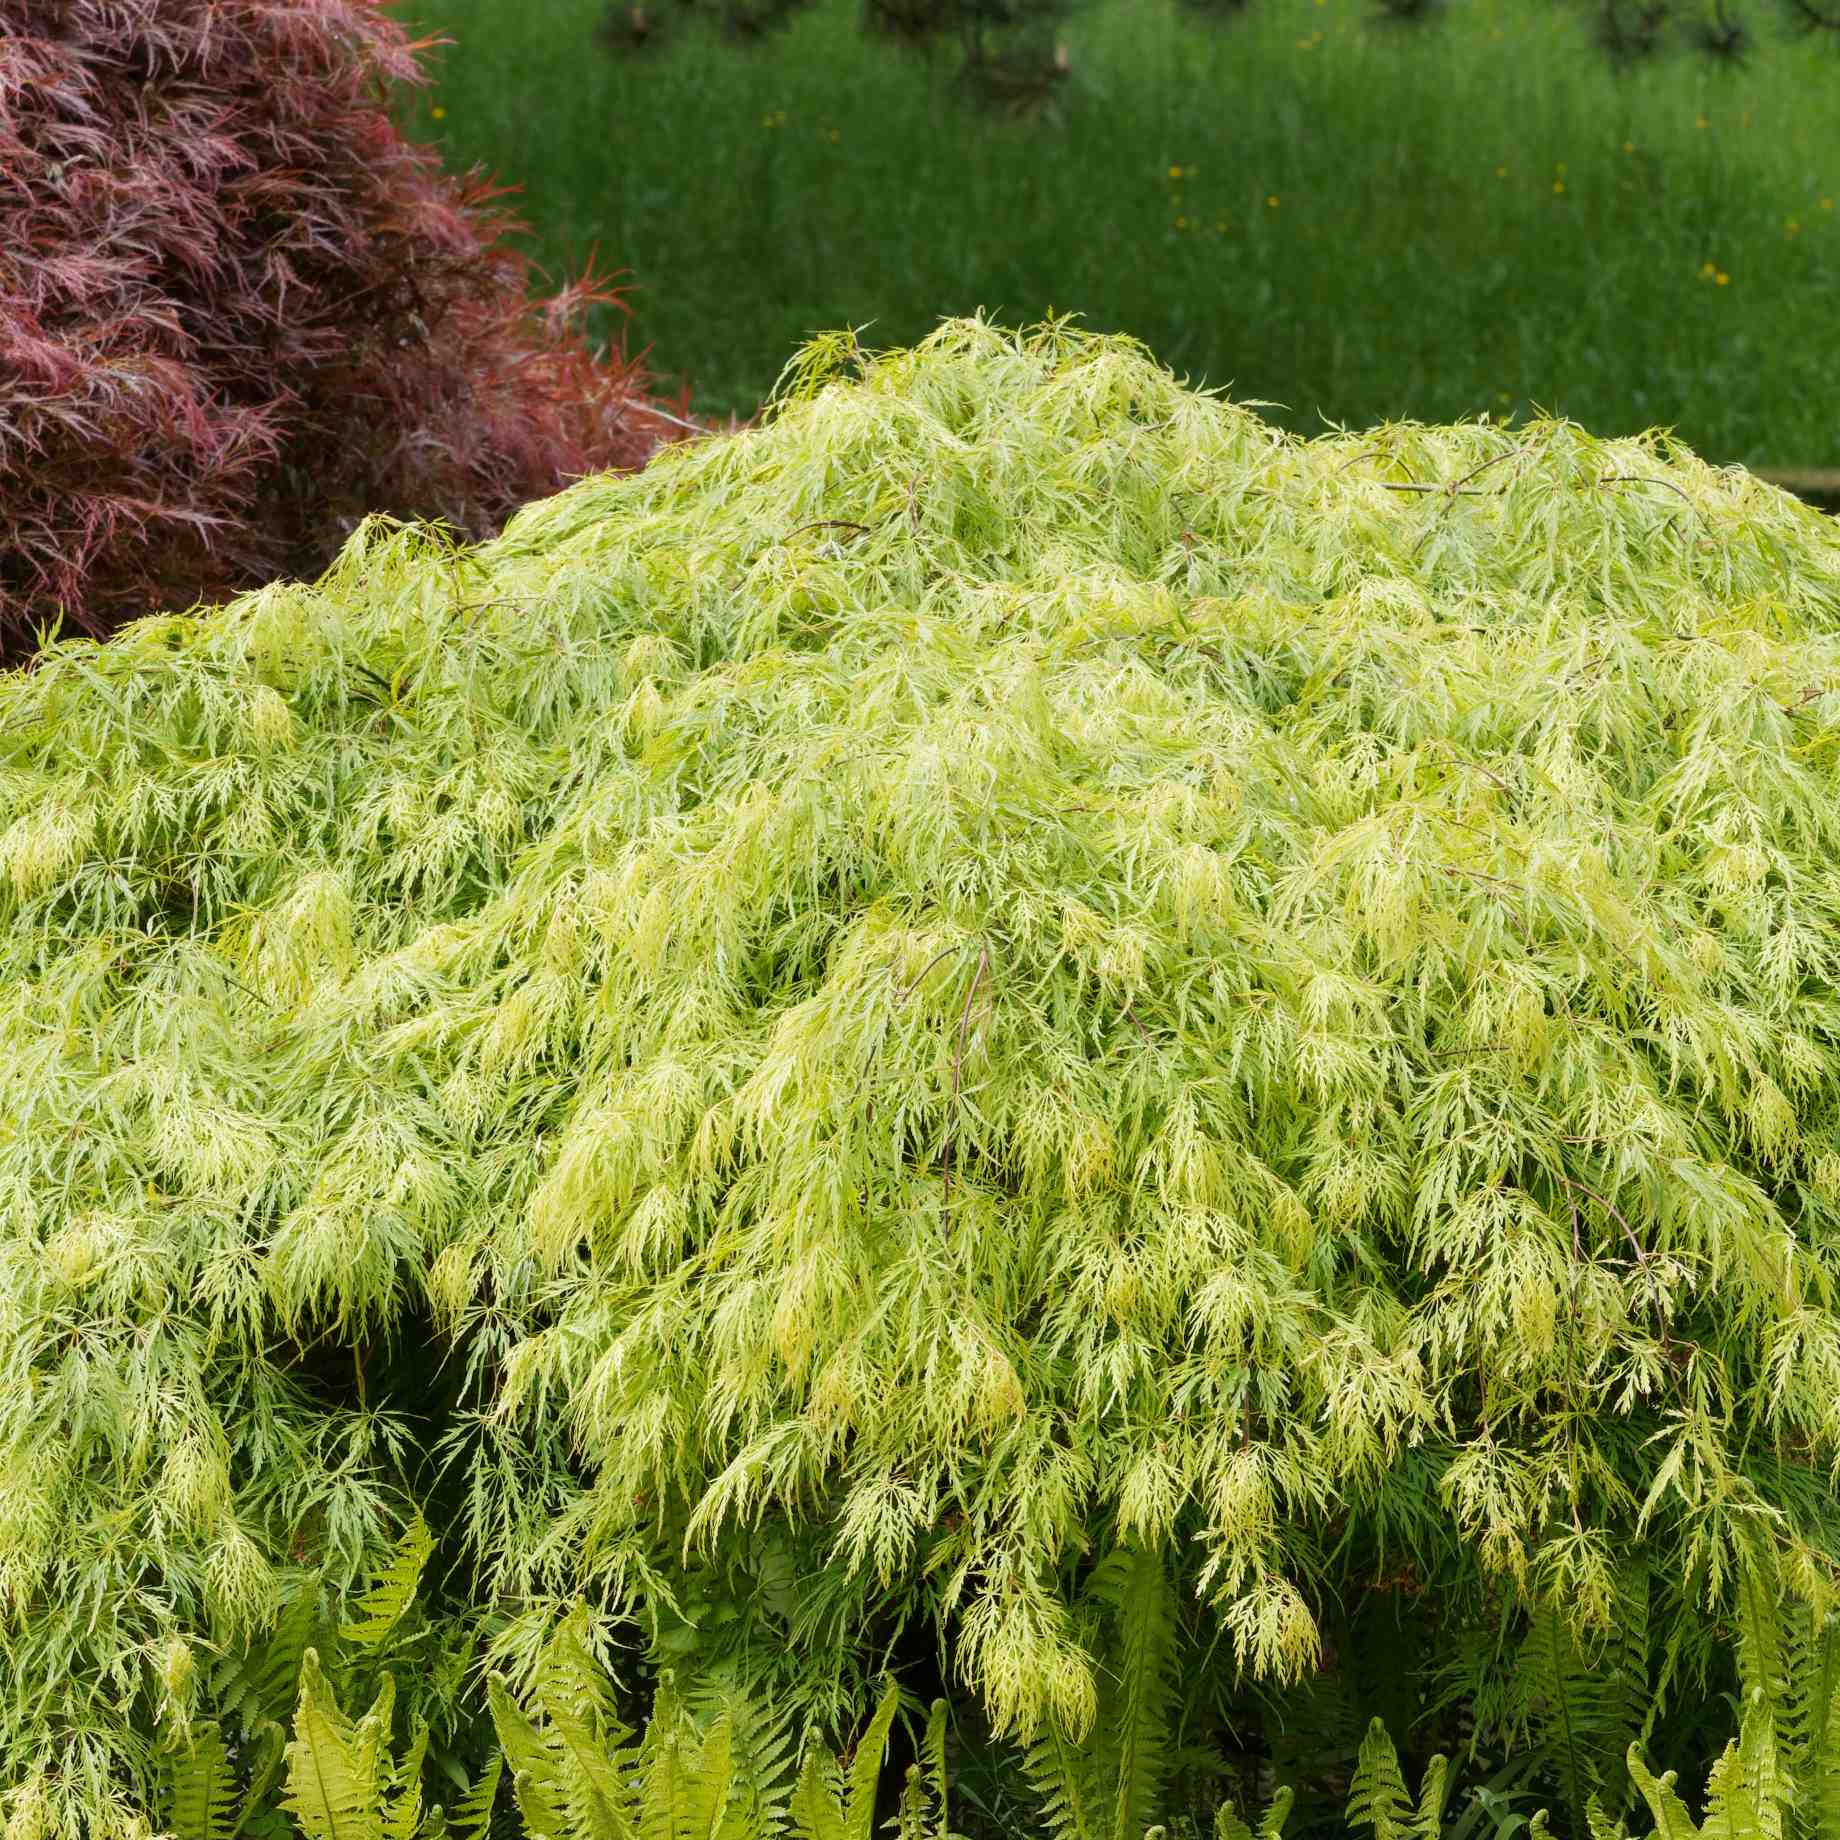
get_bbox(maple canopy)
[8,318,1840,1822]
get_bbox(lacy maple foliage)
[0,0,689,659]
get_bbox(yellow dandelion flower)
[1553,181,1566,195]
[1496,166,1508,178]
[431,105,446,120]
[1267,194,1280,208]
[1716,271,1730,285]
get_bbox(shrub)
[0,0,686,663]
[8,316,1840,1834]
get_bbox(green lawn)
[391,0,1838,465]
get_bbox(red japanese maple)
[0,0,690,660]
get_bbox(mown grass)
[390,0,1837,464]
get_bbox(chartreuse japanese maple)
[8,315,1840,1834]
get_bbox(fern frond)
[1258,1788,1295,1840]
[1521,1603,1608,1836]
[1215,1806,1255,1840]
[211,1581,323,1733]
[165,1722,237,1840]
[1738,1573,1792,1743]
[1219,1787,1295,1840]
[448,1753,504,1840]
[1627,1747,1705,1840]
[636,1685,695,1840]
[686,1711,739,1840]
[921,1701,950,1839]
[1806,1615,1840,1840]
[1596,1562,1652,1818]
[845,1684,902,1840]
[534,1631,631,1839]
[1348,1718,1413,1840]
[1777,1602,1840,1840]
[1024,1714,1110,1840]
[1413,1755,1449,1840]
[385,1722,432,1840]
[1091,1546,1179,1840]
[788,1741,850,1840]
[1703,1695,1786,1840]
[1583,1802,1624,1840]
[892,1766,932,1840]
[692,1679,795,1840]
[283,1650,393,1840]
[341,1516,434,1650]
[488,1677,568,1840]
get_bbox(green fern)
[164,1723,239,1840]
[1216,1786,1295,1840]
[447,1754,504,1840]
[1629,1747,1710,1840]
[284,1650,396,1840]
[1023,1545,1181,1840]
[1702,1699,1787,1840]
[689,1678,798,1839]
[533,1626,634,1840]
[1094,1545,1180,1840]
[1023,1706,1111,1840]
[638,1671,728,1840]
[1520,1598,1648,1836]
[885,1702,953,1840]
[787,1745,850,1840]
[212,1582,324,1735]
[1737,1596,1840,1840]
[1348,1718,1419,1840]
[787,1681,901,1840]
[487,1677,572,1840]
[341,1517,435,1651]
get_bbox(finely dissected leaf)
[0,0,686,663]
[15,313,1840,1817]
